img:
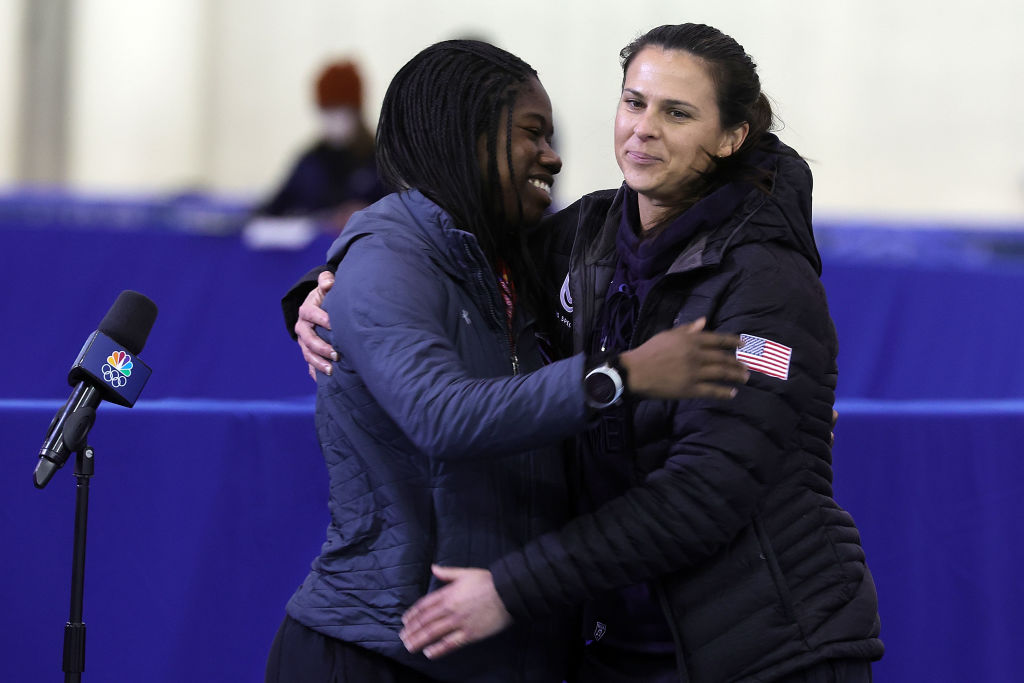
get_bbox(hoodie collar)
[591,135,820,277]
[326,189,489,283]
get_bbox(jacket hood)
[701,135,820,275]
[585,135,820,277]
[326,190,483,281]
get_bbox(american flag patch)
[736,334,792,380]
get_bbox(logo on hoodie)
[554,272,573,329]
[559,272,573,313]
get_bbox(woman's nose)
[541,141,562,174]
[633,109,658,139]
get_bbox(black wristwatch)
[583,355,628,410]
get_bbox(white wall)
[0,0,24,185]
[5,0,1024,222]
[66,0,208,192]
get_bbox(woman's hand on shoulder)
[621,317,749,400]
[296,270,338,380]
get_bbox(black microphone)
[33,291,158,489]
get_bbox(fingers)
[296,314,337,375]
[681,345,749,400]
[401,566,463,630]
[298,300,331,330]
[401,608,454,652]
[299,335,335,376]
[694,355,750,384]
[402,590,446,629]
[400,592,456,654]
[317,270,335,291]
[688,383,740,400]
[402,618,461,657]
[432,563,469,582]
[400,566,477,656]
[695,331,743,350]
[672,321,741,352]
[422,630,469,660]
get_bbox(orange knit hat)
[315,61,362,109]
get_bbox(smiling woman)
[395,23,883,683]
[615,47,748,230]
[265,38,750,683]
[487,77,560,229]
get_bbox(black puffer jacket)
[493,142,883,681]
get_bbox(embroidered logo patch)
[559,272,573,314]
[736,334,792,380]
[593,621,607,641]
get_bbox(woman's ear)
[717,121,750,158]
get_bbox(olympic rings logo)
[102,364,129,388]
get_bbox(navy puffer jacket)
[493,141,884,681]
[286,190,589,682]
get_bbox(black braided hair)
[376,40,549,321]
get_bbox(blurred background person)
[243,59,387,249]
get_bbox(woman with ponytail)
[266,37,750,683]
[398,24,883,682]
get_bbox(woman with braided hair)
[265,39,749,683]
[391,24,884,682]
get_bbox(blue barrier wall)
[1,194,1022,681]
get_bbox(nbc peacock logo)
[101,351,133,388]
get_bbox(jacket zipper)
[594,228,690,677]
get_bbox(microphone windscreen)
[97,290,159,355]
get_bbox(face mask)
[320,107,360,145]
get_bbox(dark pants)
[265,615,439,683]
[575,642,872,683]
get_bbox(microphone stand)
[60,410,96,682]
[61,443,94,683]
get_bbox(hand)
[399,565,512,660]
[620,318,749,400]
[296,270,337,380]
[831,408,838,446]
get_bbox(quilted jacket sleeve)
[325,231,589,461]
[490,243,836,620]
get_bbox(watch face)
[585,370,618,404]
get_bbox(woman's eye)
[668,109,691,120]
[624,99,643,109]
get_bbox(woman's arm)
[326,234,748,460]
[291,257,748,396]
[399,254,833,654]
